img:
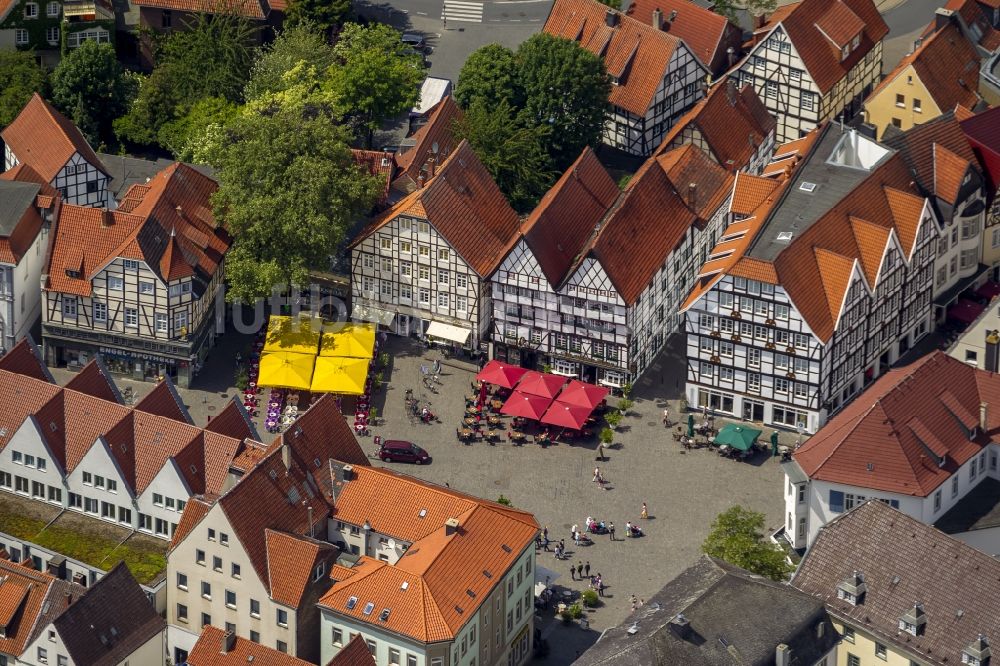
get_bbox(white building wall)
[0,417,67,508]
[136,461,190,540]
[10,221,48,346]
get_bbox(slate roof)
[46,162,230,297]
[623,0,740,74]
[50,563,165,666]
[543,0,685,116]
[868,23,981,119]
[1,94,109,183]
[755,0,889,94]
[656,79,776,172]
[960,105,1000,194]
[0,559,82,658]
[97,153,216,202]
[793,501,1000,666]
[932,0,1000,53]
[0,180,44,265]
[576,555,836,666]
[351,141,519,277]
[132,0,270,19]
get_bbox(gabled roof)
[394,97,462,193]
[882,112,979,206]
[0,338,54,383]
[50,563,165,666]
[133,378,192,424]
[794,352,995,496]
[189,625,332,666]
[623,0,736,72]
[0,179,45,265]
[351,141,519,276]
[755,0,889,94]
[0,559,82,658]
[64,359,123,404]
[131,0,270,20]
[46,163,230,297]
[656,79,776,172]
[1,94,109,183]
[204,396,260,443]
[171,496,213,548]
[793,501,1000,665]
[868,23,980,119]
[960,105,1000,193]
[265,529,336,607]
[544,0,687,116]
[516,147,619,287]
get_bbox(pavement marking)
[443,0,484,22]
[494,0,549,3]
[416,10,427,14]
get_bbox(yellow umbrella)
[320,323,377,358]
[310,356,370,394]
[258,351,316,390]
[263,314,322,355]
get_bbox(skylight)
[777,232,794,242]
[400,581,409,591]
[346,596,358,610]
[379,609,391,622]
[418,509,427,518]
[799,182,817,193]
[363,602,375,616]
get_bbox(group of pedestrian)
[569,560,591,581]
[630,594,645,612]
[590,573,605,597]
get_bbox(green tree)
[325,22,423,147]
[158,96,239,160]
[454,43,521,110]
[245,21,337,101]
[285,0,350,38]
[594,0,619,7]
[211,76,382,300]
[515,33,610,171]
[51,41,134,148]
[453,100,555,213]
[0,50,47,128]
[702,506,793,581]
[711,0,777,23]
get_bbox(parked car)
[402,33,428,53]
[378,440,431,464]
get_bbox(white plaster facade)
[3,146,112,208]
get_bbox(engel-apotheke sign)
[98,346,188,364]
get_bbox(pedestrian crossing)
[442,0,484,23]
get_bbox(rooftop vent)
[777,232,794,242]
[837,571,866,605]
[899,602,926,636]
[799,181,817,193]
[482,570,493,578]
[466,589,476,598]
[400,581,409,591]
[964,634,991,665]
[346,596,358,610]
[627,623,639,635]
[445,518,460,536]
[379,608,391,622]
[363,602,375,616]
[668,613,691,640]
[418,509,427,518]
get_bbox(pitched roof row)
[131,0,272,20]
[393,96,463,194]
[622,0,742,75]
[933,0,1000,53]
[188,626,374,666]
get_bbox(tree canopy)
[51,41,135,149]
[244,21,337,101]
[454,43,521,110]
[326,22,423,147]
[285,0,350,38]
[711,0,777,23]
[701,506,793,581]
[0,51,47,128]
[211,70,382,301]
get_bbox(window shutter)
[829,490,844,513]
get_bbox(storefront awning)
[425,321,472,345]
[351,303,396,327]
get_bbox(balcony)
[63,0,113,20]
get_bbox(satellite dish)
[432,141,440,154]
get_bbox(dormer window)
[851,34,860,50]
[836,571,866,606]
[963,634,991,666]
[65,269,80,279]
[899,602,926,636]
[841,44,850,60]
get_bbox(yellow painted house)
[863,18,981,139]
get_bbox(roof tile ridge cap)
[36,94,76,157]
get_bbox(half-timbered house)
[41,163,229,387]
[961,106,1000,279]
[1,93,113,208]
[349,140,519,349]
[655,78,777,175]
[682,124,942,433]
[492,144,734,386]
[543,0,709,157]
[734,0,888,143]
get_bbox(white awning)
[425,321,472,345]
[351,303,396,327]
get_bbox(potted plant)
[679,397,689,413]
[374,371,384,391]
[604,411,622,430]
[560,603,584,623]
[599,426,614,449]
[542,363,553,374]
[378,351,390,369]
[368,406,379,425]
[234,367,248,391]
[618,397,634,416]
[581,589,600,608]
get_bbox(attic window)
[65,270,80,279]
[379,608,391,622]
[501,544,512,553]
[314,458,322,468]
[454,605,464,614]
[610,75,619,86]
[269,470,278,480]
[380,157,391,168]
[0,429,7,438]
[346,596,358,610]
[777,232,794,242]
[799,181,817,193]
[898,603,926,636]
[362,602,375,616]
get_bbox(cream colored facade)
[20,622,165,666]
[862,64,940,140]
[833,619,928,666]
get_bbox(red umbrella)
[541,401,592,429]
[476,360,529,389]
[516,371,567,399]
[501,391,553,420]
[556,380,609,410]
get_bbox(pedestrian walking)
[662,407,669,427]
[609,522,616,540]
[641,502,648,520]
[559,538,565,553]
[592,467,601,483]
[630,594,637,611]
[570,563,576,580]
[543,526,549,541]
[584,561,591,578]
[576,561,583,579]
[597,575,605,597]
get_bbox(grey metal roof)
[745,124,895,262]
[782,459,809,485]
[0,181,41,237]
[575,555,837,666]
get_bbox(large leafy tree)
[285,0,350,38]
[244,21,336,101]
[702,506,793,581]
[51,41,134,148]
[515,33,609,172]
[211,72,382,301]
[158,96,240,160]
[711,0,777,23]
[454,100,554,214]
[454,43,521,110]
[325,22,423,147]
[0,51,47,128]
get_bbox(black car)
[378,440,431,464]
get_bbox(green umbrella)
[714,423,763,451]
[687,413,695,437]
[770,430,780,457]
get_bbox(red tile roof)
[517,147,619,287]
[0,559,81,658]
[63,360,121,403]
[936,0,1000,52]
[394,97,462,192]
[188,625,316,666]
[623,0,739,73]
[960,105,1000,194]
[352,149,395,206]
[46,163,228,296]
[656,79,776,172]
[757,0,889,94]
[265,529,336,607]
[544,0,687,116]
[352,141,520,276]
[794,352,996,496]
[132,0,269,19]
[0,338,53,383]
[328,635,377,666]
[882,113,979,206]
[171,496,212,548]
[1,94,108,183]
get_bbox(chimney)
[340,463,355,482]
[980,402,988,432]
[775,644,791,666]
[281,443,291,472]
[667,9,676,23]
[753,12,767,29]
[688,183,697,210]
[668,613,691,639]
[222,629,237,653]
[427,156,436,178]
[605,8,619,27]
[726,78,738,106]
[445,517,460,536]
[175,205,185,220]
[935,7,954,31]
[64,591,72,605]
[652,7,662,29]
[727,46,736,68]
[986,329,1000,372]
[101,209,114,227]
[417,172,426,188]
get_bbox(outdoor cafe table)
[463,417,479,427]
[490,400,504,412]
[509,431,527,444]
[459,428,474,440]
[487,415,503,427]
[466,406,481,415]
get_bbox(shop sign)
[98,347,177,364]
